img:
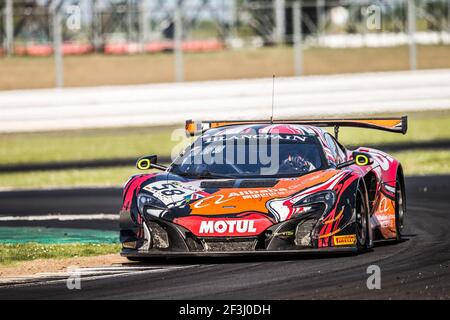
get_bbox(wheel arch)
[395,163,407,240]
[362,170,378,214]
[396,163,406,195]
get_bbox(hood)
[137,170,347,237]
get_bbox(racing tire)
[125,256,154,263]
[126,256,143,262]
[395,176,406,241]
[355,185,370,253]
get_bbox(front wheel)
[126,256,143,262]
[355,185,370,252]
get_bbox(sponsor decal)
[273,230,295,238]
[174,214,272,237]
[199,220,256,234]
[184,191,208,202]
[192,188,291,209]
[228,188,288,197]
[375,213,395,230]
[333,234,356,246]
[192,194,236,208]
[203,134,308,143]
[231,188,289,200]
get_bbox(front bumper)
[120,210,357,258]
[121,246,357,258]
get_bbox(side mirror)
[352,151,373,166]
[136,155,158,170]
[336,151,373,169]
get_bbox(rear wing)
[185,116,408,137]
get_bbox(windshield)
[170,134,325,179]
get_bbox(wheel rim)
[355,189,367,246]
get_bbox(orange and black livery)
[120,117,407,258]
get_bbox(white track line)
[1,69,449,133]
[0,265,194,288]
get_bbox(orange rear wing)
[185,116,408,137]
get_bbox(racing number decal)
[152,183,185,196]
[143,181,197,207]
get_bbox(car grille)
[202,238,257,252]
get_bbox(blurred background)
[0,0,449,187]
[1,0,450,88]
[0,0,449,267]
[0,0,449,186]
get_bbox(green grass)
[0,167,141,188]
[1,111,449,167]
[391,150,450,176]
[0,243,121,266]
[0,126,181,166]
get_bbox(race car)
[119,117,407,259]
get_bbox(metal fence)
[1,0,450,87]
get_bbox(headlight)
[137,193,166,217]
[293,191,336,216]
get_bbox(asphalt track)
[0,175,449,299]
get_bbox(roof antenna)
[270,75,275,124]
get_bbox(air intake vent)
[200,179,278,189]
[239,179,278,188]
[146,221,169,249]
[295,218,318,247]
[203,238,257,252]
[200,180,235,189]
